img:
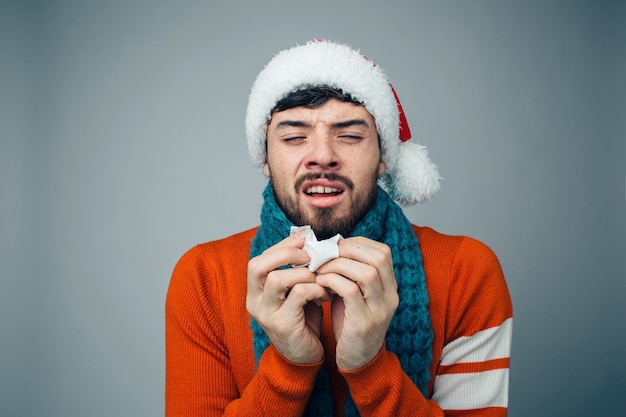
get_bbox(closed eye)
[338,134,364,142]
[283,135,306,143]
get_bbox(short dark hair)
[272,86,362,113]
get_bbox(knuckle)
[343,282,362,298]
[263,270,281,290]
[245,297,255,314]
[247,257,262,275]
[361,265,380,284]
[371,247,391,266]
[381,244,392,257]
[288,283,307,298]
[389,292,399,311]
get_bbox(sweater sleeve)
[165,245,322,417]
[432,236,513,416]
[340,234,512,417]
[341,347,445,417]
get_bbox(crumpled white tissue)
[290,225,342,272]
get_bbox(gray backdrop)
[2,1,624,416]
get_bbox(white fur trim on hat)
[245,40,440,205]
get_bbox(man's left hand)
[315,236,399,371]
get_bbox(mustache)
[294,173,354,192]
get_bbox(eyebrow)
[275,119,370,130]
[275,120,310,129]
[333,119,369,129]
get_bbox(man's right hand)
[246,231,332,364]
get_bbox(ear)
[263,161,271,177]
[377,160,386,177]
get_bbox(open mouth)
[298,174,351,209]
[304,186,343,196]
[301,182,346,209]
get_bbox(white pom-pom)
[380,141,441,205]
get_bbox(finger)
[247,233,310,291]
[317,271,397,342]
[261,231,310,269]
[261,267,317,308]
[316,258,385,304]
[281,282,332,313]
[315,272,368,310]
[333,237,397,292]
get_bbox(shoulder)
[413,225,512,333]
[197,226,259,255]
[413,225,499,266]
[176,227,259,270]
[413,224,506,290]
[169,227,259,296]
[413,225,505,293]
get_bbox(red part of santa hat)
[245,40,440,205]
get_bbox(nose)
[304,136,340,171]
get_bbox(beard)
[270,172,379,240]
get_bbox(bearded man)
[166,40,513,417]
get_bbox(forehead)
[268,99,376,129]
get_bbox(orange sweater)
[166,225,513,417]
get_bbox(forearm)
[166,312,321,417]
[341,348,444,417]
[223,346,322,417]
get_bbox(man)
[166,41,513,417]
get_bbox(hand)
[246,232,332,364]
[315,237,399,370]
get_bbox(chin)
[273,181,377,239]
[306,209,358,240]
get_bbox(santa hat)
[245,40,440,205]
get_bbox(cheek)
[267,151,303,180]
[350,152,383,177]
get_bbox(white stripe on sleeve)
[440,318,513,366]
[432,369,509,410]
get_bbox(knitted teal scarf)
[250,183,433,416]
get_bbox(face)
[264,99,385,239]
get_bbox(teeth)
[306,186,340,194]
